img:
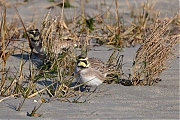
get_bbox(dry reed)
[131,17,179,85]
[0,0,179,117]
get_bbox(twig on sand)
[0,94,20,102]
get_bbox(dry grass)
[131,17,179,85]
[0,0,179,117]
[105,49,124,84]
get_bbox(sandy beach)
[0,0,179,119]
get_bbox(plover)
[27,29,77,55]
[75,54,115,87]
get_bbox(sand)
[0,0,179,119]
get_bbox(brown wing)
[88,58,107,73]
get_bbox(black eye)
[81,60,87,65]
[35,31,40,36]
[29,30,34,34]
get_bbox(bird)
[27,28,77,55]
[75,54,115,87]
[27,29,44,55]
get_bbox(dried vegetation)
[0,0,179,117]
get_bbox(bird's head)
[27,29,40,42]
[77,54,90,68]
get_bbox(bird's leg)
[30,47,33,59]
[84,85,90,92]
[92,86,98,93]
[84,86,97,93]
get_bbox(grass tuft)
[131,17,179,85]
[0,0,179,117]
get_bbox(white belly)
[30,41,45,54]
[80,75,103,86]
[75,66,104,86]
